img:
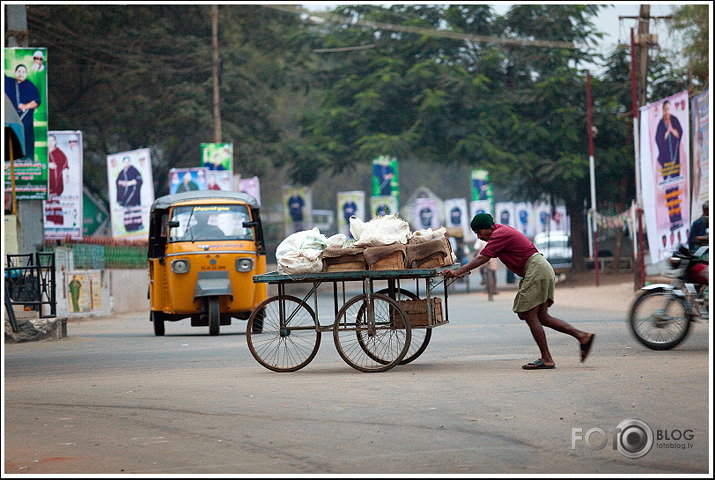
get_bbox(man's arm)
[443,253,491,278]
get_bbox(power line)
[265,4,576,49]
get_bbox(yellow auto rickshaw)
[147,191,267,336]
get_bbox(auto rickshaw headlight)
[236,258,254,272]
[170,259,190,274]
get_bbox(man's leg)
[518,306,555,366]
[536,303,591,344]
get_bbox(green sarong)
[512,253,555,314]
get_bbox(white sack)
[410,226,447,243]
[353,214,411,247]
[349,216,366,241]
[277,249,324,274]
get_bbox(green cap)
[470,213,494,232]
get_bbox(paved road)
[3,286,710,475]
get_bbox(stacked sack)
[276,215,456,275]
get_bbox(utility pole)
[212,4,221,143]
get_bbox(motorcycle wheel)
[628,290,691,350]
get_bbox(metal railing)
[5,253,57,332]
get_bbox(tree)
[667,4,709,90]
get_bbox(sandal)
[522,358,555,370]
[580,333,595,362]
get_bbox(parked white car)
[533,231,572,273]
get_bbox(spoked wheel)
[375,287,431,365]
[207,297,221,336]
[333,293,411,372]
[151,311,165,336]
[246,295,320,372]
[629,290,692,350]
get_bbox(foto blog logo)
[571,418,654,459]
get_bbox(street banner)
[44,130,83,239]
[444,198,469,239]
[234,175,262,204]
[169,167,207,194]
[82,188,109,237]
[640,90,691,263]
[337,191,365,238]
[283,186,313,235]
[372,156,399,206]
[515,202,535,238]
[200,143,233,173]
[106,148,154,239]
[690,88,709,220]
[4,47,49,199]
[370,195,398,219]
[414,197,441,231]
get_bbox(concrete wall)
[109,269,151,314]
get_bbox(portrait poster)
[4,47,49,199]
[200,143,233,173]
[65,270,101,314]
[370,195,398,219]
[169,167,207,194]
[106,148,154,239]
[470,169,493,204]
[532,201,553,234]
[234,175,262,204]
[690,89,709,221]
[515,202,535,238]
[204,170,232,192]
[444,198,469,239]
[283,185,313,235]
[640,91,691,263]
[371,156,399,206]
[44,130,83,240]
[414,197,441,231]
[337,191,365,238]
[494,202,517,229]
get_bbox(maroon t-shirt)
[480,224,539,277]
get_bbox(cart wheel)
[333,293,411,372]
[246,295,320,372]
[151,311,165,337]
[375,288,432,365]
[207,297,220,336]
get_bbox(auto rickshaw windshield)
[169,204,254,242]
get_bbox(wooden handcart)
[247,267,455,372]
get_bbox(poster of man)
[44,130,83,240]
[640,90,691,263]
[337,191,365,238]
[106,148,155,239]
[444,198,469,239]
[370,195,398,219]
[3,47,49,200]
[201,143,233,172]
[690,89,709,220]
[414,197,441,231]
[283,186,313,234]
[372,156,399,204]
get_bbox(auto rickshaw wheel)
[152,311,165,336]
[207,297,221,336]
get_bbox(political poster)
[690,89,709,221]
[640,90,691,263]
[235,175,262,204]
[201,143,233,173]
[514,202,535,238]
[337,191,365,238]
[370,195,398,219]
[494,202,517,229]
[66,270,101,314]
[414,197,441,231]
[283,186,313,235]
[444,198,469,239]
[44,130,82,240]
[169,167,207,194]
[372,156,399,206]
[4,47,49,199]
[106,148,154,239]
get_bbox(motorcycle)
[628,245,709,350]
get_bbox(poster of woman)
[44,130,83,240]
[106,148,155,239]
